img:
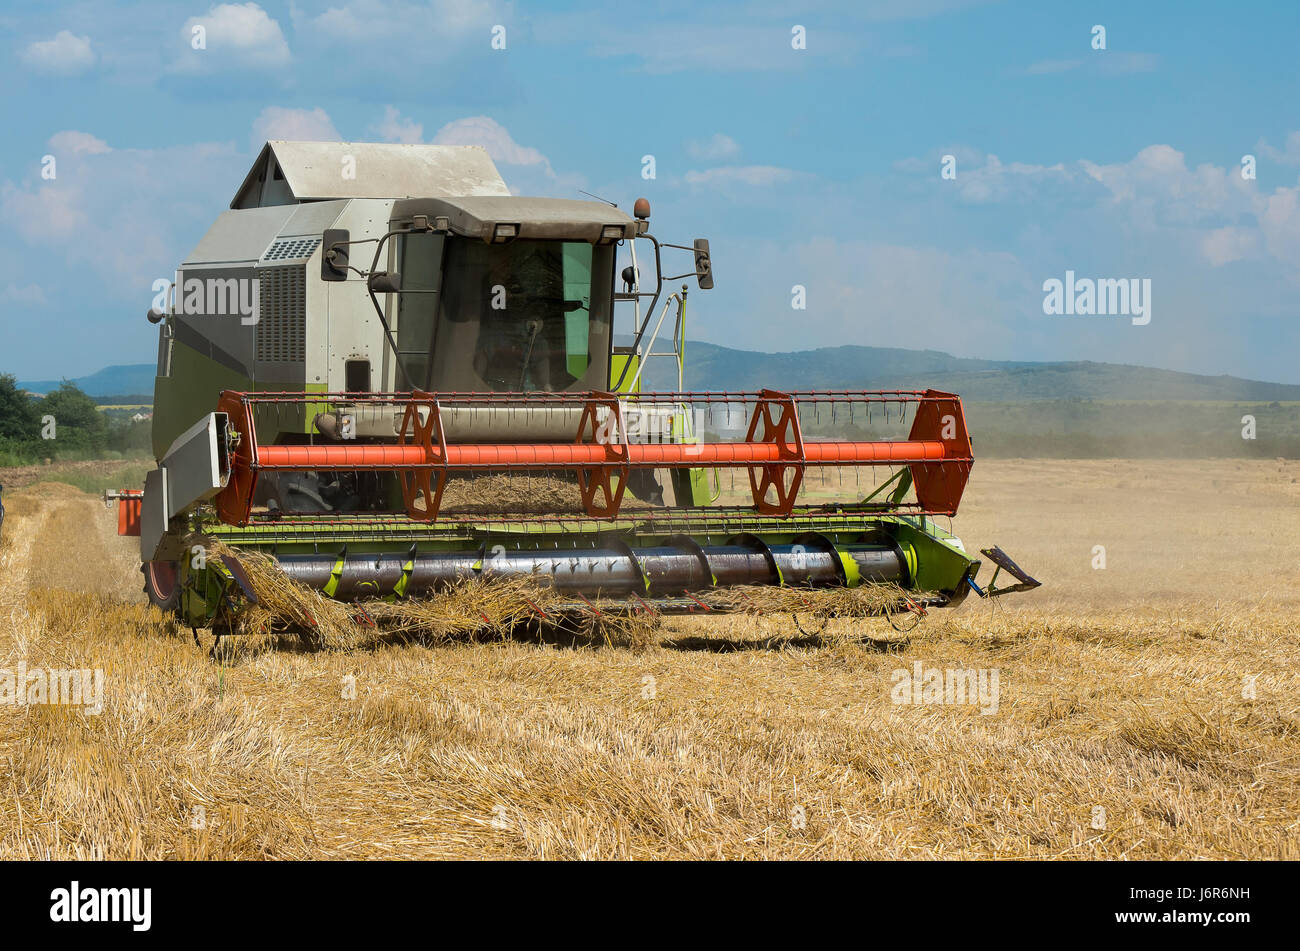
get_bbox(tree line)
[0,374,151,462]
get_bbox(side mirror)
[693,238,714,290]
[146,307,165,324]
[321,228,350,282]
[368,270,402,294]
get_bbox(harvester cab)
[115,140,1038,636]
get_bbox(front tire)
[142,560,181,614]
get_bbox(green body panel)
[153,338,322,459]
[610,352,640,394]
[687,465,714,506]
[669,467,714,506]
[299,382,330,438]
[153,339,252,458]
[887,516,977,593]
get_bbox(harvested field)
[0,459,1297,859]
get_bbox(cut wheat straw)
[207,541,911,652]
[212,542,659,650]
[8,459,1300,860]
[703,583,918,618]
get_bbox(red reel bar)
[215,388,973,524]
[253,439,951,468]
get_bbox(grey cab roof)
[393,196,638,244]
[232,141,511,208]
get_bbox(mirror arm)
[322,231,389,281]
[662,240,712,289]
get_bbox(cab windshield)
[396,234,613,392]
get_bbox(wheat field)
[0,459,1297,859]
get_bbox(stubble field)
[0,458,1297,859]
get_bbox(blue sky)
[3,0,1299,382]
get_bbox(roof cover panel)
[232,141,511,207]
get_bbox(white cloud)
[910,141,1300,272]
[718,237,1029,358]
[1025,59,1082,75]
[1098,51,1159,75]
[538,1,981,73]
[0,137,244,378]
[175,3,290,72]
[432,116,549,168]
[1201,227,1257,267]
[20,31,95,76]
[1257,132,1300,166]
[310,1,392,40]
[684,165,797,187]
[2,181,82,243]
[1081,144,1259,226]
[250,106,340,148]
[1,134,240,297]
[955,154,1073,203]
[1047,143,1290,270]
[899,148,1076,203]
[853,0,994,20]
[572,21,855,74]
[893,145,984,174]
[431,116,585,196]
[903,143,1266,226]
[303,0,504,41]
[4,283,48,306]
[686,134,741,161]
[430,116,583,195]
[373,106,424,144]
[48,131,112,155]
[1259,185,1300,273]
[1023,52,1157,77]
[428,0,503,35]
[672,134,1300,380]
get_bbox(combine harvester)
[111,141,1038,642]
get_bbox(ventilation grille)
[262,236,321,263]
[256,265,306,363]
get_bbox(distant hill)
[18,364,155,398]
[17,345,1300,403]
[643,342,1300,401]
